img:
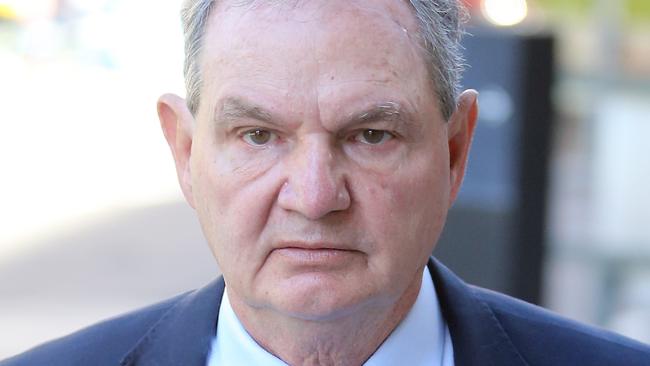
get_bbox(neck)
[228,271,423,366]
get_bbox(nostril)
[336,187,351,210]
[278,180,293,202]
[277,174,351,220]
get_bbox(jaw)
[226,265,424,366]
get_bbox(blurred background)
[0,0,649,359]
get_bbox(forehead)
[207,0,421,45]
[198,0,434,119]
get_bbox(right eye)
[242,128,277,146]
[353,129,394,145]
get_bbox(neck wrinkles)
[226,269,423,365]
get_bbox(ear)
[157,93,197,208]
[447,89,479,207]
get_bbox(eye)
[242,128,277,146]
[354,129,394,145]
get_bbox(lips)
[274,241,355,251]
[271,243,361,265]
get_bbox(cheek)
[190,141,281,268]
[360,148,450,257]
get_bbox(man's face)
[179,0,469,320]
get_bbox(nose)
[277,136,351,220]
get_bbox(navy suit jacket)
[3,258,650,365]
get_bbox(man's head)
[158,0,478,321]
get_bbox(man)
[2,0,650,365]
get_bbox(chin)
[268,273,374,322]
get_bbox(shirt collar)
[207,268,453,366]
[207,289,286,366]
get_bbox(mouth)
[271,243,361,267]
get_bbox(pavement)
[0,200,219,359]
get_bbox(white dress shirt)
[207,268,454,365]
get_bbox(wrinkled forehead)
[206,0,423,51]
[201,0,425,78]
[195,0,435,121]
[214,0,419,27]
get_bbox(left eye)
[242,129,277,146]
[354,129,393,145]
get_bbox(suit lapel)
[120,277,225,366]
[428,257,528,366]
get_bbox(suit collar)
[121,258,527,366]
[120,277,225,366]
[428,257,528,366]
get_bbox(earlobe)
[157,93,197,208]
[447,89,479,207]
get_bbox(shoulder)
[473,286,650,365]
[0,291,191,366]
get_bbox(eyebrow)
[214,97,413,129]
[214,97,274,125]
[349,101,404,123]
[344,101,413,128]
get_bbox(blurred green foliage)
[535,0,594,16]
[626,0,650,23]
[535,0,650,22]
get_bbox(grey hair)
[180,0,468,120]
